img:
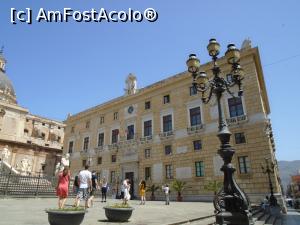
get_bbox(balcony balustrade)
[159,130,174,140]
[187,124,204,135]
[226,114,248,126]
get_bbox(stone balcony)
[226,115,248,126]
[80,150,89,157]
[159,130,174,140]
[107,143,119,151]
[95,145,105,154]
[139,135,153,144]
[119,135,139,148]
[187,124,204,135]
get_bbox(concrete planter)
[46,209,86,225]
[103,207,134,222]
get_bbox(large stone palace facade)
[0,51,64,177]
[63,43,282,202]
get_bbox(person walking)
[73,174,79,194]
[162,184,170,205]
[75,165,92,208]
[72,172,80,207]
[120,181,125,200]
[139,180,146,205]
[88,171,99,207]
[261,195,270,211]
[123,179,131,205]
[101,177,108,202]
[56,167,70,209]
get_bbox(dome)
[0,53,17,104]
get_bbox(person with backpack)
[88,171,99,207]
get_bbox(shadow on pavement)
[98,219,128,223]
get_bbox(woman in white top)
[123,179,131,204]
[162,184,170,205]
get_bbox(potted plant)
[146,184,160,201]
[103,203,134,222]
[45,207,86,225]
[204,180,222,196]
[171,179,186,202]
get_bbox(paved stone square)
[0,198,214,225]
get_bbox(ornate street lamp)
[186,39,253,225]
[261,158,278,206]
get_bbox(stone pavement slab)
[0,198,214,225]
[282,208,300,225]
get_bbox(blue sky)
[0,0,299,161]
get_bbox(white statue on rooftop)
[125,73,137,95]
[241,38,252,50]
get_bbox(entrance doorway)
[125,172,135,199]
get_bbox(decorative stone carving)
[61,153,70,167]
[49,131,60,142]
[17,158,32,175]
[55,162,61,174]
[32,127,43,138]
[1,145,10,162]
[55,153,70,174]
[0,108,5,117]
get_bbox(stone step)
[274,217,282,225]
[265,215,277,225]
[254,211,267,222]
[179,213,282,225]
[179,216,215,225]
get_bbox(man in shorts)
[75,165,92,208]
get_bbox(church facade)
[63,44,282,202]
[0,51,64,177]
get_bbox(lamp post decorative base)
[213,129,254,225]
[216,211,253,225]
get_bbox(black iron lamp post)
[261,158,278,206]
[186,39,253,225]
